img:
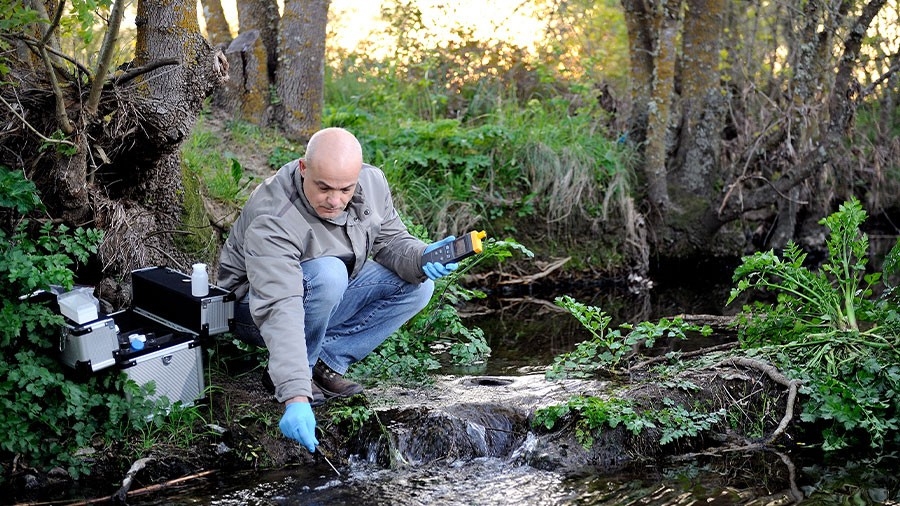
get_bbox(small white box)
[58,291,98,324]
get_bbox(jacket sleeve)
[368,171,429,283]
[244,214,313,403]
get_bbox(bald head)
[299,128,363,219]
[304,127,363,172]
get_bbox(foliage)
[537,295,720,448]
[728,198,900,450]
[0,167,152,479]
[181,116,266,206]
[178,161,218,264]
[130,399,213,452]
[324,20,632,251]
[349,234,533,385]
[532,395,725,449]
[328,403,375,436]
[546,295,712,379]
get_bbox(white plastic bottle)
[191,263,209,297]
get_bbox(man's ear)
[298,159,307,176]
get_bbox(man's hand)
[279,400,318,452]
[423,236,460,280]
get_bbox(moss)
[177,162,219,264]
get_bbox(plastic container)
[191,263,209,297]
[58,289,99,324]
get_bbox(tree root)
[628,341,738,371]
[717,356,801,446]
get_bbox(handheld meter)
[423,230,487,264]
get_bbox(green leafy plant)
[532,395,725,449]
[132,403,213,452]
[546,295,711,379]
[328,403,375,435]
[728,197,900,450]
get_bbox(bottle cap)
[130,334,146,351]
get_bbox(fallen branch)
[497,257,570,285]
[114,469,217,502]
[24,469,219,506]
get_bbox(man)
[217,127,458,453]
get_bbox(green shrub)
[0,167,148,479]
[547,295,711,379]
[729,197,900,450]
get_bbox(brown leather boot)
[313,361,364,398]
[262,369,325,406]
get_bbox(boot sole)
[315,382,364,399]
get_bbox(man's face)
[299,159,359,219]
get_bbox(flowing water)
[129,268,900,505]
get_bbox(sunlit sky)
[206,0,545,56]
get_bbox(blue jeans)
[233,257,434,375]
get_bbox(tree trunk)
[213,30,272,125]
[672,0,725,198]
[620,0,889,262]
[621,0,654,146]
[237,0,280,79]
[641,0,680,213]
[102,0,226,279]
[276,0,330,143]
[200,0,233,48]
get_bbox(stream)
[129,267,900,505]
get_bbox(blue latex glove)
[423,236,460,280]
[279,401,319,452]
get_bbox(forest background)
[1,0,899,491]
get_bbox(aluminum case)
[59,315,119,374]
[131,266,235,338]
[113,309,205,407]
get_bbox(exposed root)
[112,457,153,503]
[496,256,570,285]
[629,341,738,371]
[717,356,801,445]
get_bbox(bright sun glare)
[205,0,545,57]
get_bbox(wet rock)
[345,374,612,473]
[46,466,71,484]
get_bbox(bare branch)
[86,0,127,116]
[861,59,899,97]
[110,58,181,86]
[39,0,66,46]
[38,44,73,134]
[0,88,76,149]
[8,34,92,78]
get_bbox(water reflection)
[131,450,900,504]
